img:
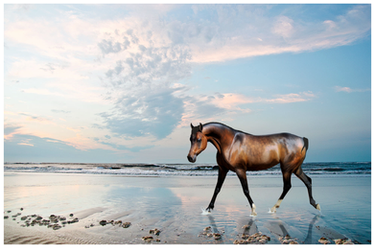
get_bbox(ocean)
[3,161,371,177]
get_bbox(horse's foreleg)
[294,167,320,211]
[236,169,256,216]
[207,166,228,212]
[270,170,292,213]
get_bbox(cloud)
[18,139,34,147]
[4,124,22,140]
[273,15,295,38]
[180,91,316,126]
[334,86,370,93]
[98,24,193,140]
[4,133,127,163]
[100,88,185,139]
[263,91,316,103]
[187,5,370,63]
[51,109,71,114]
[19,113,54,124]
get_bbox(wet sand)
[3,172,371,244]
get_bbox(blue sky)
[4,4,371,163]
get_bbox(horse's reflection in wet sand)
[205,213,320,244]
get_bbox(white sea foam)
[201,208,211,215]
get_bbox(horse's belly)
[246,149,280,171]
[246,161,279,171]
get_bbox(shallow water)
[4,172,371,244]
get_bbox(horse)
[187,122,320,216]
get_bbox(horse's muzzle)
[187,155,196,163]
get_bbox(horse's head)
[187,123,208,163]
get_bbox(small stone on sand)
[122,222,131,228]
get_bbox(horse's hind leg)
[270,168,292,213]
[294,167,320,210]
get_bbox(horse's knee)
[284,182,291,191]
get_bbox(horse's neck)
[203,123,234,154]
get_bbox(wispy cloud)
[334,86,370,93]
[180,91,316,126]
[263,91,316,103]
[186,5,370,63]
[18,139,34,147]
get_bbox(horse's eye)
[197,139,202,142]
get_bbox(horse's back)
[233,132,305,170]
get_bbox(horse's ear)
[190,123,194,129]
[199,123,203,131]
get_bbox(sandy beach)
[3,172,371,244]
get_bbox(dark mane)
[203,122,249,135]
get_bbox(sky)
[3,4,371,163]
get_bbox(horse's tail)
[301,137,309,153]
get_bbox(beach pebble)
[21,216,28,220]
[122,222,131,228]
[149,228,161,235]
[203,226,211,231]
[334,238,353,245]
[234,232,271,244]
[48,223,62,230]
[279,235,298,244]
[4,216,9,219]
[69,213,74,217]
[20,208,24,211]
[99,220,107,226]
[142,236,153,242]
[213,233,221,240]
[319,237,331,244]
[242,225,250,229]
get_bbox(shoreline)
[4,173,371,244]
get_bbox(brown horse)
[187,122,320,216]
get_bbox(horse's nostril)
[187,155,196,163]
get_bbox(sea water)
[3,161,371,177]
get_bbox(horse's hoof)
[268,208,276,214]
[316,204,321,211]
